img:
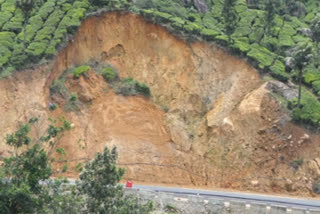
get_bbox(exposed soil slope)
[1,12,320,196]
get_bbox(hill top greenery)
[0,0,319,127]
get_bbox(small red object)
[126,181,133,188]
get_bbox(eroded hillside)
[1,12,320,196]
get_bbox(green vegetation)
[290,158,303,171]
[222,0,238,42]
[0,118,154,213]
[73,65,90,78]
[289,88,320,126]
[313,180,320,194]
[289,43,313,108]
[102,66,119,82]
[0,0,320,125]
[65,93,80,112]
[114,77,151,97]
[79,146,154,213]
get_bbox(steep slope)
[1,12,320,196]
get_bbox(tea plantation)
[0,0,319,126]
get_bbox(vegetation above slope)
[0,0,319,127]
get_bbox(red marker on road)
[126,181,133,188]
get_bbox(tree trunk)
[298,69,302,108]
[23,18,27,53]
[317,42,320,66]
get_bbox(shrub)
[115,77,151,97]
[38,1,55,20]
[313,180,320,194]
[102,66,118,82]
[200,28,220,41]
[290,158,303,171]
[0,47,11,67]
[135,81,151,97]
[231,39,251,53]
[247,43,276,69]
[304,71,320,85]
[153,11,172,24]
[45,10,65,28]
[312,81,320,94]
[183,21,202,34]
[2,11,24,32]
[88,0,107,7]
[69,93,78,102]
[50,78,68,98]
[73,1,90,9]
[289,89,320,126]
[26,41,49,60]
[0,66,15,79]
[269,60,289,82]
[115,78,137,96]
[17,15,44,42]
[0,32,15,48]
[65,93,80,112]
[73,65,90,78]
[0,11,13,29]
[49,103,58,111]
[34,26,56,41]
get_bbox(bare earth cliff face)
[1,12,320,196]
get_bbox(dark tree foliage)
[15,0,37,51]
[285,0,306,17]
[0,117,72,213]
[0,118,153,214]
[79,147,154,214]
[310,15,320,63]
[264,0,281,36]
[222,0,238,43]
[290,43,313,108]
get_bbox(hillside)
[1,10,320,197]
[1,0,320,126]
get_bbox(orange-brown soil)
[1,12,320,197]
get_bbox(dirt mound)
[1,12,320,197]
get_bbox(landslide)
[1,12,320,197]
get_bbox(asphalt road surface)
[131,184,320,210]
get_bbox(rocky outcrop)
[266,80,298,100]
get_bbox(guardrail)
[125,188,320,214]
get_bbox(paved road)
[131,184,320,210]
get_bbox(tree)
[0,117,72,213]
[290,43,313,108]
[262,0,285,40]
[246,0,262,9]
[15,0,36,52]
[264,0,277,37]
[1,118,153,213]
[222,0,238,43]
[285,0,306,17]
[79,146,154,214]
[310,15,320,64]
[89,0,109,7]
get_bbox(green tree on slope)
[311,15,320,64]
[0,117,71,213]
[222,0,238,43]
[79,146,154,214]
[290,43,313,108]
